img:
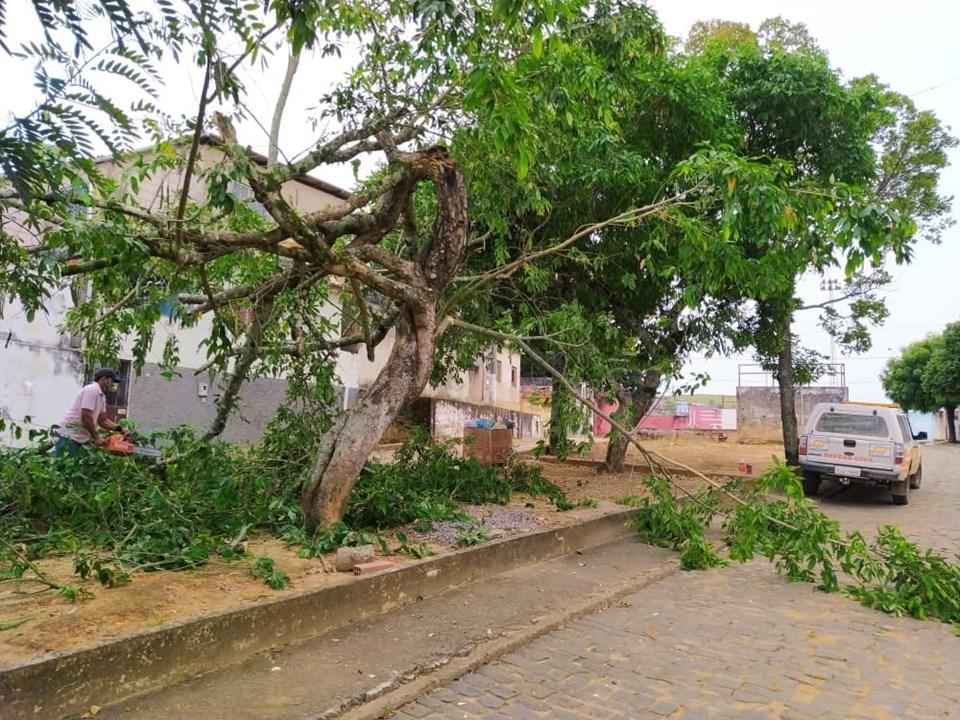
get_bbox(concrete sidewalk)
[98,538,678,720]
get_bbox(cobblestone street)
[392,445,960,720]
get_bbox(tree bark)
[547,353,568,456]
[268,50,301,167]
[301,309,436,526]
[300,147,467,526]
[777,331,800,465]
[946,404,958,444]
[604,370,661,473]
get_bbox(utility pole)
[820,278,841,364]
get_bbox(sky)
[2,1,958,402]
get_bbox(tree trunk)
[301,310,436,527]
[547,354,568,456]
[946,404,958,444]
[300,147,467,527]
[777,332,800,465]
[604,370,661,473]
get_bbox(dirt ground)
[0,478,613,667]
[0,437,778,668]
[583,435,784,477]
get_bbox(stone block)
[335,544,374,572]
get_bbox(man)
[55,368,124,456]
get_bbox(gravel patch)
[411,505,545,547]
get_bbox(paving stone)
[390,446,960,720]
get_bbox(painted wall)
[357,335,521,408]
[592,396,737,437]
[126,362,291,444]
[0,290,87,445]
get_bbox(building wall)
[125,363,290,445]
[737,386,849,442]
[357,335,521,408]
[593,396,737,437]
[1,144,360,446]
[431,399,544,442]
[0,291,87,445]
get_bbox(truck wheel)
[802,471,821,497]
[909,465,922,490]
[892,481,909,505]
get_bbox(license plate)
[834,466,861,478]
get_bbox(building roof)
[95,133,352,201]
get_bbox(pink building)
[594,397,726,437]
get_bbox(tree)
[1,0,603,527]
[685,19,954,464]
[883,336,942,412]
[883,329,959,444]
[923,324,960,443]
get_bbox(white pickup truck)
[798,402,926,505]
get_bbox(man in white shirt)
[55,368,124,456]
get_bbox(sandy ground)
[581,435,784,477]
[0,437,780,667]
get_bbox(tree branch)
[268,49,301,167]
[176,58,214,244]
[446,317,749,509]
[444,190,698,315]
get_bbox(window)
[815,413,889,438]
[897,416,913,443]
[511,366,518,387]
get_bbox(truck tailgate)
[805,433,897,472]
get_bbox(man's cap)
[94,368,124,382]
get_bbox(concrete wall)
[432,398,545,441]
[125,363,293,444]
[0,291,87,445]
[737,386,849,442]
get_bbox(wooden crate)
[463,427,513,465]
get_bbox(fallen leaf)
[0,617,30,631]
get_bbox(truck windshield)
[815,413,889,438]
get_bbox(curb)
[1,507,641,720]
[330,559,680,720]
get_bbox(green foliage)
[250,556,291,590]
[922,323,960,412]
[843,526,960,621]
[503,453,572,510]
[635,460,960,628]
[0,425,304,591]
[454,524,492,548]
[884,323,960,420]
[394,531,435,559]
[0,426,564,594]
[348,431,573,526]
[631,476,727,571]
[347,430,511,528]
[293,523,375,559]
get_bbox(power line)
[911,76,960,97]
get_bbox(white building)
[1,139,544,446]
